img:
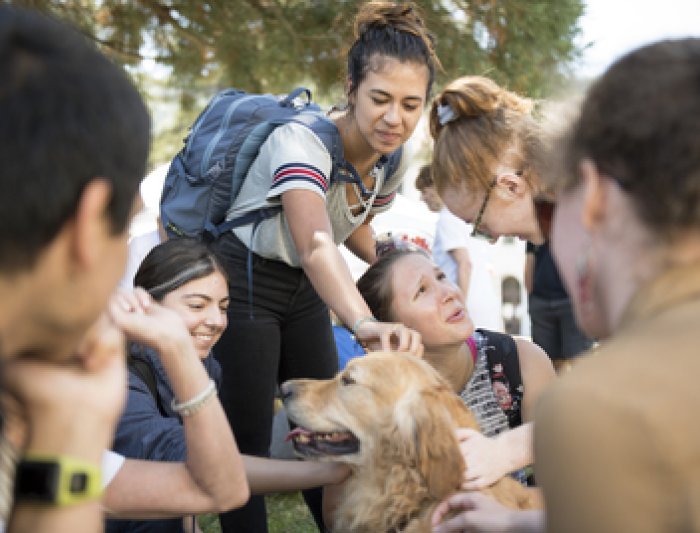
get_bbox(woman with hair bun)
[429,75,545,245]
[429,76,594,374]
[212,2,440,530]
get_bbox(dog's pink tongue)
[285,427,313,442]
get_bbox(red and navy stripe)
[271,163,329,194]
[372,190,396,208]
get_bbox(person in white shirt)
[415,165,502,331]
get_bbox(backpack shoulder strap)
[477,329,524,428]
[477,329,523,394]
[127,355,167,417]
[289,111,343,181]
[383,146,404,180]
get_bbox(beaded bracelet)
[351,316,378,335]
[171,379,217,417]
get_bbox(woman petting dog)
[108,239,347,532]
[211,3,437,528]
[357,247,555,488]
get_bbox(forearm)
[243,456,346,494]
[7,354,124,533]
[494,423,534,472]
[457,264,471,302]
[160,338,249,512]
[505,510,545,533]
[11,424,104,532]
[449,248,472,302]
[344,222,376,264]
[299,230,372,327]
[9,503,104,533]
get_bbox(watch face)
[69,472,88,492]
[15,460,60,501]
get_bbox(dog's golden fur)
[283,352,539,533]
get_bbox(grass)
[199,492,318,533]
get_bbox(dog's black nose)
[279,381,294,402]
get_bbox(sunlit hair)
[429,76,534,196]
[347,1,441,100]
[134,238,228,302]
[562,38,700,236]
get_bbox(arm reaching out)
[282,189,422,355]
[431,492,544,533]
[105,289,249,517]
[458,424,534,490]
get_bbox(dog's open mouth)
[285,427,360,456]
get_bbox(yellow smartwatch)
[14,453,102,506]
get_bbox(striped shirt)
[226,122,406,267]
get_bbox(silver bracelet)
[351,316,377,335]
[171,379,217,417]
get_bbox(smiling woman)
[107,238,349,533]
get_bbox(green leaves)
[22,0,584,97]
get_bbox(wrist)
[25,414,113,465]
[351,316,377,335]
[14,453,102,506]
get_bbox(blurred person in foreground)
[432,37,700,533]
[415,165,502,331]
[0,7,251,532]
[0,5,149,531]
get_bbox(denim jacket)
[106,343,221,533]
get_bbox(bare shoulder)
[512,336,555,377]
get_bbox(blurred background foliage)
[7,0,586,166]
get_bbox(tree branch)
[137,0,213,61]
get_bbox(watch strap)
[14,453,102,506]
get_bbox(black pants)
[528,294,593,360]
[213,233,338,532]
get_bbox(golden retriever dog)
[281,352,539,533]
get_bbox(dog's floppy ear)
[393,386,465,499]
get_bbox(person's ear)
[72,178,114,269]
[345,78,356,107]
[494,171,528,200]
[579,159,606,231]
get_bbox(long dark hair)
[134,238,227,302]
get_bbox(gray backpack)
[160,87,403,241]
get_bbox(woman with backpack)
[107,238,348,533]
[211,2,439,530]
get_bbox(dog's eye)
[341,375,355,386]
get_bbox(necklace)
[346,166,380,214]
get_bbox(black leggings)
[213,233,338,532]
